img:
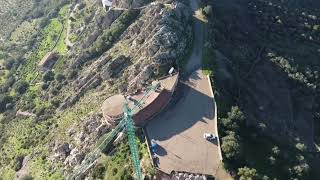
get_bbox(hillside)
[202,0,320,179]
[0,0,192,179]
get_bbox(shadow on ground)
[146,71,214,141]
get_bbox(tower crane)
[69,82,160,180]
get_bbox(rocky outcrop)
[51,113,110,169]
[53,142,72,161]
[68,113,110,151]
[100,55,132,80]
[60,0,192,109]
[64,148,85,167]
[117,0,192,91]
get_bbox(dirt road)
[146,0,222,176]
[186,0,204,73]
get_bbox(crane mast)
[124,103,143,180]
[69,82,160,179]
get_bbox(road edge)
[206,74,223,161]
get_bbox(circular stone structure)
[101,94,126,125]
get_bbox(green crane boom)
[124,103,142,180]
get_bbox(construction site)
[69,0,223,179]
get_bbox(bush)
[14,80,29,94]
[43,71,55,82]
[67,70,77,79]
[4,58,15,70]
[35,106,46,116]
[1,76,15,93]
[12,155,24,171]
[19,174,33,180]
[55,73,65,82]
[50,99,61,108]
[0,94,13,112]
[50,88,59,96]
[92,164,106,179]
[41,82,50,90]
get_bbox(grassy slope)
[0,4,69,179]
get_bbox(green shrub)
[41,82,50,90]
[35,106,46,116]
[55,73,65,82]
[19,174,33,180]
[50,99,60,108]
[67,70,77,79]
[4,58,15,70]
[14,80,29,94]
[91,163,106,179]
[0,94,13,112]
[43,71,55,82]
[1,76,16,93]
[12,155,24,171]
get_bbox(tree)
[67,69,77,79]
[19,174,33,180]
[43,71,55,82]
[14,81,29,94]
[237,166,258,180]
[272,146,280,156]
[258,122,267,132]
[12,155,24,171]
[203,5,213,17]
[290,162,309,178]
[269,156,276,165]
[55,73,65,83]
[0,94,12,112]
[222,106,245,132]
[3,58,15,70]
[221,132,240,159]
[50,99,60,108]
[295,143,306,152]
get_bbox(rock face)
[116,0,192,92]
[64,148,85,167]
[53,142,71,161]
[69,113,110,151]
[60,0,192,108]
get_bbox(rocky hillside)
[0,0,192,179]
